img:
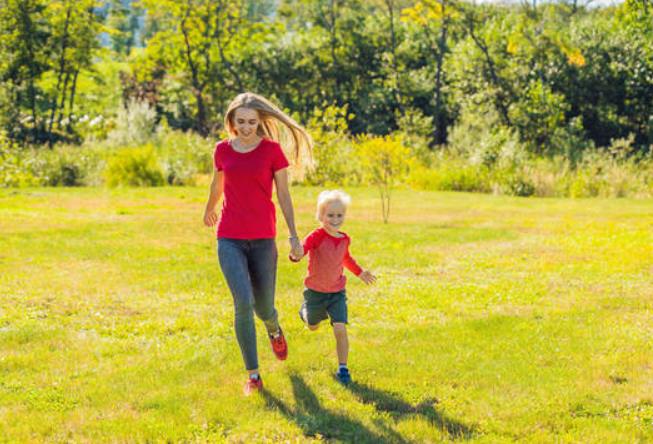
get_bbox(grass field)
[1,186,652,443]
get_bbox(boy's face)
[320,201,346,232]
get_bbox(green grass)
[1,186,652,442]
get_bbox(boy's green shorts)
[301,288,348,325]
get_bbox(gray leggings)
[217,238,279,370]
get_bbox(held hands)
[359,270,377,285]
[203,209,218,227]
[289,237,304,261]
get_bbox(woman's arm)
[203,169,224,226]
[274,168,303,259]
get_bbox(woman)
[203,92,311,395]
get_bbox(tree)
[139,0,266,134]
[355,134,410,223]
[44,0,100,145]
[0,0,50,143]
[402,0,459,145]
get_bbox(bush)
[107,99,158,147]
[105,145,165,187]
[155,127,213,186]
[501,171,536,197]
[34,145,105,187]
[407,159,490,193]
[431,163,492,193]
[0,132,40,187]
[395,107,435,166]
[355,134,412,222]
[304,104,362,186]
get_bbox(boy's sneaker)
[336,367,351,385]
[269,327,288,360]
[298,305,308,324]
[244,375,263,396]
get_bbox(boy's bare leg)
[332,322,348,365]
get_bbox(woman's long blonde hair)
[224,92,313,170]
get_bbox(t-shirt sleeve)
[213,142,223,171]
[270,141,290,172]
[343,241,363,276]
[302,229,321,256]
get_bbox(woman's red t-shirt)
[213,138,289,239]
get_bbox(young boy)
[290,190,376,384]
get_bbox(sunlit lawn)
[1,186,652,442]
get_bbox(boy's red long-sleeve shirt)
[301,227,363,293]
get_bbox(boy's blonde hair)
[316,190,351,220]
[224,92,313,169]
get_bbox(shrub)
[395,107,435,166]
[355,134,412,222]
[432,163,492,193]
[155,127,213,186]
[0,132,40,187]
[105,145,165,187]
[107,99,158,147]
[34,145,105,187]
[304,104,362,186]
[501,172,536,197]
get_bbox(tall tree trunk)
[48,6,72,147]
[19,2,40,143]
[328,0,341,103]
[56,70,71,129]
[67,69,80,133]
[433,0,449,145]
[181,9,208,135]
[384,0,401,113]
[215,1,244,92]
[465,13,512,127]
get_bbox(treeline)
[0,0,652,158]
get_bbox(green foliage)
[105,145,165,187]
[155,127,213,186]
[395,107,435,166]
[509,80,569,155]
[448,100,528,169]
[355,134,411,222]
[0,132,40,187]
[499,170,536,197]
[563,139,652,198]
[33,144,106,187]
[408,162,492,193]
[107,99,158,146]
[304,104,361,186]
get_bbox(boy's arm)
[289,231,315,262]
[345,245,376,285]
[343,249,363,276]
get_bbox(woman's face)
[232,107,260,141]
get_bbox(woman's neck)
[232,136,262,152]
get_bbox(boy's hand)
[289,237,304,261]
[359,270,376,285]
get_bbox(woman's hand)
[203,170,223,227]
[289,237,304,260]
[359,270,377,285]
[203,209,218,227]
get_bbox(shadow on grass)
[343,379,475,440]
[262,373,409,443]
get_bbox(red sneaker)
[244,376,263,396]
[269,327,288,360]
